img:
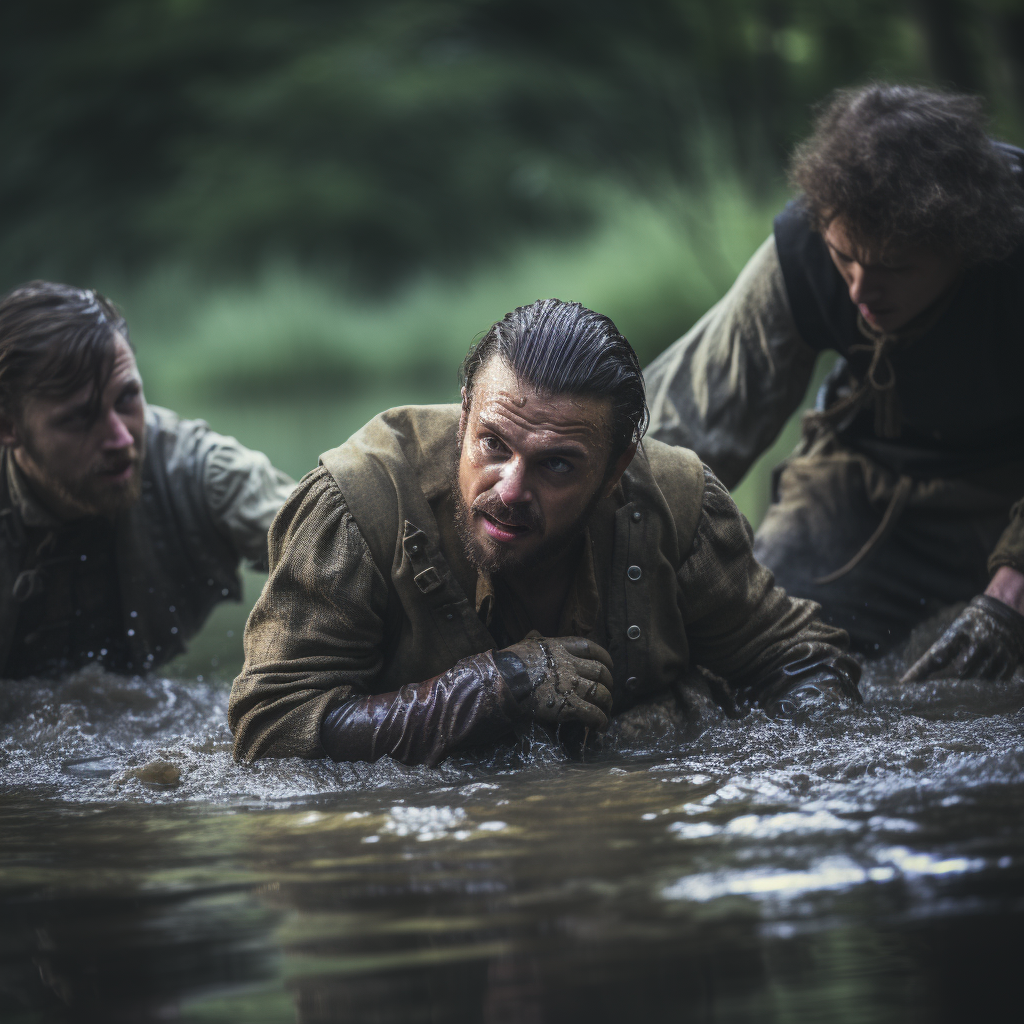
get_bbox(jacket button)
[627,625,641,640]
[627,564,641,581]
[626,676,638,688]
[410,544,421,554]
[631,511,642,521]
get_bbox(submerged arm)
[678,467,861,712]
[644,236,817,488]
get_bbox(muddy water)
[2,619,1023,1023]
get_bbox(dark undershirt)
[6,518,129,679]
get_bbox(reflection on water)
[1,617,1023,1022]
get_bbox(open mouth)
[477,510,530,543]
[97,461,135,483]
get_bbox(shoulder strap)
[318,405,460,575]
[630,438,706,563]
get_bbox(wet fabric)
[0,405,296,678]
[752,423,1017,654]
[5,519,126,678]
[229,405,858,765]
[644,231,1024,654]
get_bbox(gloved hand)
[493,633,615,730]
[762,675,854,719]
[901,595,1024,683]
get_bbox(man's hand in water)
[493,634,615,730]
[901,569,1024,683]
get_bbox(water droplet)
[127,629,135,637]
[80,554,87,562]
[170,627,178,635]
[130,610,137,618]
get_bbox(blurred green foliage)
[5,0,1024,290]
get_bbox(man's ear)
[0,411,20,450]
[601,440,638,498]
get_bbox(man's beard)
[22,434,145,519]
[451,455,601,576]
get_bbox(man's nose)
[847,264,883,305]
[100,410,134,450]
[495,457,532,506]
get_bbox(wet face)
[455,357,631,575]
[823,217,962,334]
[1,332,147,519]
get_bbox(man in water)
[645,85,1024,681]
[230,298,860,765]
[0,280,296,678]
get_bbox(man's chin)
[66,469,143,518]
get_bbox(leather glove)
[754,642,863,719]
[493,633,615,731]
[901,594,1024,683]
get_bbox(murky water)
[2,615,1023,1023]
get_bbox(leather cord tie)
[809,320,902,440]
[814,473,913,585]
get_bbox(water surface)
[1,619,1022,1023]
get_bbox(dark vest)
[773,145,1024,477]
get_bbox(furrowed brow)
[478,415,592,460]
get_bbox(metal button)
[631,511,642,521]
[627,564,641,581]
[627,625,641,640]
[410,544,421,554]
[626,676,638,688]
[446,613,454,620]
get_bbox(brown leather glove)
[901,595,1024,683]
[319,652,520,766]
[493,632,614,731]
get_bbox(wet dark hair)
[460,298,648,459]
[789,84,1024,263]
[0,280,128,421]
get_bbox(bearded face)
[4,332,147,520]
[454,357,618,576]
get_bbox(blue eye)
[545,457,572,474]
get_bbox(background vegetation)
[4,0,1023,675]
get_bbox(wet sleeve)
[677,468,861,705]
[644,236,818,488]
[229,468,521,765]
[229,469,390,761]
[201,434,297,571]
[988,497,1024,576]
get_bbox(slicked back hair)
[0,281,128,422]
[460,299,648,460]
[789,84,1024,263]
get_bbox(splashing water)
[1,614,1023,1022]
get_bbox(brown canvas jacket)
[0,404,295,676]
[230,404,855,763]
